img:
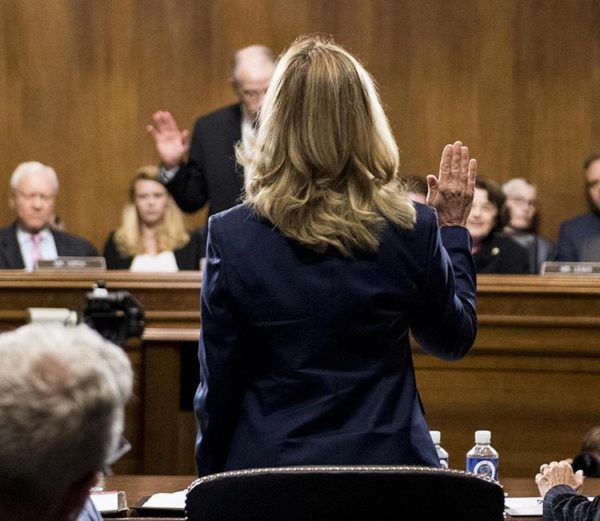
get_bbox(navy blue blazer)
[194,203,477,476]
[556,212,600,261]
[0,222,98,269]
[166,104,243,216]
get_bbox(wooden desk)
[1,272,599,477]
[415,275,600,478]
[0,271,202,475]
[104,475,195,520]
[103,475,600,520]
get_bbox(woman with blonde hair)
[103,166,204,271]
[194,36,477,476]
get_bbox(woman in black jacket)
[103,166,204,271]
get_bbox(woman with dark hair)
[466,177,530,274]
[572,426,600,477]
[194,35,478,476]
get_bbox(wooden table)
[1,271,600,476]
[103,475,600,520]
[103,475,195,520]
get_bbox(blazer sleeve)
[410,221,477,361]
[193,216,249,476]
[102,232,132,270]
[165,119,209,213]
[542,484,600,521]
[556,221,578,262]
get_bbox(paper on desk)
[505,497,596,516]
[139,489,187,510]
[91,491,127,513]
[504,497,543,516]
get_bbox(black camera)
[83,281,145,347]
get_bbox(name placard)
[35,256,106,271]
[541,261,600,275]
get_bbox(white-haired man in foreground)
[0,324,132,521]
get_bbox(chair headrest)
[186,465,505,521]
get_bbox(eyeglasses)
[507,196,537,208]
[102,435,132,476]
[13,189,55,203]
[239,88,268,101]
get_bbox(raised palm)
[147,111,190,167]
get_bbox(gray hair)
[10,161,59,193]
[232,44,276,81]
[0,324,132,515]
[502,177,536,197]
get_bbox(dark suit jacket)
[166,103,243,216]
[194,203,477,476]
[0,223,98,269]
[473,232,530,274]
[543,484,600,521]
[556,212,600,262]
[103,228,206,270]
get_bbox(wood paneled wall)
[1,0,600,248]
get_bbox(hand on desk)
[536,459,584,497]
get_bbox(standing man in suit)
[0,161,98,270]
[147,45,276,216]
[557,152,600,261]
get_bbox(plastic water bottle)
[466,430,499,479]
[430,430,449,468]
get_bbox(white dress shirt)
[16,227,58,271]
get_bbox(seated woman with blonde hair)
[103,166,204,271]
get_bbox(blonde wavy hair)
[242,35,416,256]
[114,166,189,256]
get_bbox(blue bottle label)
[466,457,498,479]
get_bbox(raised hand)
[146,111,190,168]
[426,141,477,227]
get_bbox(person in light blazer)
[194,35,478,477]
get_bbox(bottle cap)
[430,430,441,444]
[475,430,491,444]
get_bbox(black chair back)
[186,465,505,521]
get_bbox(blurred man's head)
[502,178,538,232]
[231,45,276,121]
[584,153,600,211]
[0,324,132,521]
[9,162,59,233]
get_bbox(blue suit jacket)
[556,212,600,262]
[194,203,477,476]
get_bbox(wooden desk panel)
[1,272,599,477]
[415,274,600,479]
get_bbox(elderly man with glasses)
[0,323,133,521]
[147,44,276,219]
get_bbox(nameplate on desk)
[35,256,106,271]
[541,261,600,275]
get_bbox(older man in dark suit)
[0,161,97,270]
[147,45,276,216]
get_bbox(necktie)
[31,233,41,267]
